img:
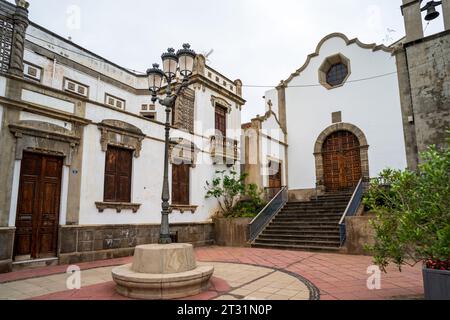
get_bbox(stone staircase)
[252,192,352,252]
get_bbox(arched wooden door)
[322,131,362,192]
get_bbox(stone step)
[258,234,340,241]
[281,208,345,213]
[274,215,341,223]
[262,229,340,236]
[278,213,343,217]
[12,257,59,271]
[285,202,349,208]
[265,226,340,232]
[255,238,341,246]
[252,243,342,252]
[270,221,340,227]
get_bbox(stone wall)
[400,31,450,167]
[58,223,214,265]
[213,218,252,247]
[344,214,376,256]
[0,228,14,273]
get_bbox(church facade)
[245,0,450,201]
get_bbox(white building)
[0,0,245,271]
[251,33,408,200]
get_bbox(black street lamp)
[147,44,196,244]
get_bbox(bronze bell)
[421,1,442,21]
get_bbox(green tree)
[205,169,265,218]
[364,141,450,272]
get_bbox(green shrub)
[364,141,450,272]
[205,169,266,218]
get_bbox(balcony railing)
[210,135,239,166]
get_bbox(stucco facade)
[0,0,245,272]
[262,33,408,193]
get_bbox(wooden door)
[215,106,227,137]
[172,164,190,205]
[322,131,362,192]
[14,152,63,259]
[268,161,282,189]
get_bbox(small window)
[24,62,43,82]
[105,94,126,110]
[104,146,133,203]
[64,78,89,97]
[326,63,348,87]
[172,164,190,205]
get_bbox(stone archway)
[314,123,369,193]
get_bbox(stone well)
[112,244,214,300]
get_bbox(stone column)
[443,0,450,30]
[9,0,29,77]
[401,0,424,43]
[234,79,242,97]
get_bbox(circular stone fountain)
[112,244,214,299]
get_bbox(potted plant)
[205,169,266,246]
[364,142,449,300]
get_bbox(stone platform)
[111,244,214,299]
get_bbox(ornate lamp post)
[146,44,196,244]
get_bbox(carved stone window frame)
[318,53,351,90]
[313,123,369,193]
[97,120,145,158]
[169,138,200,168]
[211,95,232,114]
[9,120,80,166]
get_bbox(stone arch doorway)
[314,123,369,193]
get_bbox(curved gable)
[281,33,393,86]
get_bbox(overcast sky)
[16,0,445,122]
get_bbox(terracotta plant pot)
[422,266,450,300]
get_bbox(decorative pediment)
[9,120,80,166]
[97,120,145,158]
[211,95,232,113]
[169,138,200,168]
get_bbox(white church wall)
[260,134,287,188]
[282,35,407,190]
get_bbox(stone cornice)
[0,95,90,125]
[190,74,246,106]
[282,33,394,86]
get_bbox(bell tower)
[401,0,450,42]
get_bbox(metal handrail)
[248,186,288,242]
[338,178,366,246]
[339,179,363,225]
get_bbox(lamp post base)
[112,244,214,300]
[158,235,172,244]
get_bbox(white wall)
[79,89,241,225]
[277,35,407,190]
[15,29,244,227]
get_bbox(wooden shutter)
[172,164,190,205]
[104,146,132,203]
[215,106,227,137]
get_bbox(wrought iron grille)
[0,15,13,73]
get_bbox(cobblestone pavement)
[0,247,423,300]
